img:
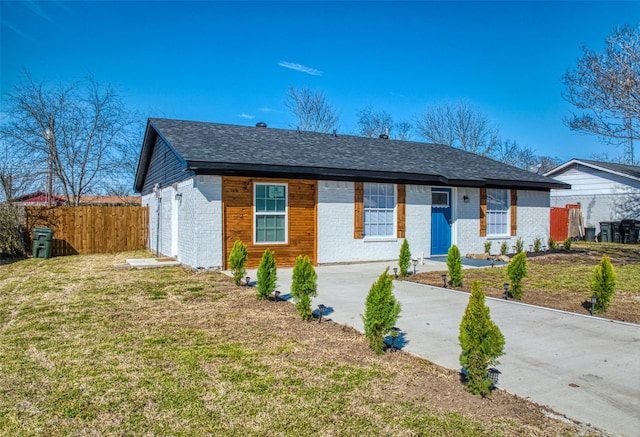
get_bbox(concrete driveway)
[247,260,640,437]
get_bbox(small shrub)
[398,239,411,277]
[291,255,318,321]
[0,204,24,257]
[446,245,463,287]
[548,236,556,251]
[228,240,248,286]
[591,254,616,313]
[515,237,524,253]
[533,237,542,252]
[459,281,505,396]
[483,240,492,255]
[256,249,277,300]
[506,251,528,299]
[563,238,572,251]
[362,268,401,355]
[500,241,508,256]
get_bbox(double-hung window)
[486,188,509,236]
[364,182,396,237]
[255,183,287,243]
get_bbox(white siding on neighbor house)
[142,175,223,269]
[550,165,640,225]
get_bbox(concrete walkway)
[247,260,640,437]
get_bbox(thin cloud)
[258,107,272,113]
[25,0,54,22]
[278,61,323,76]
[238,113,255,119]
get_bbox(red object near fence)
[550,204,582,241]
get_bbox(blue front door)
[431,188,452,255]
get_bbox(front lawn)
[410,242,640,324]
[0,252,596,436]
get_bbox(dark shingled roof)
[134,118,570,192]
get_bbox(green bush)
[256,249,277,300]
[228,239,248,286]
[500,241,508,256]
[362,268,401,355]
[506,251,528,299]
[533,237,542,252]
[459,281,505,396]
[446,245,463,287]
[515,237,524,253]
[0,204,24,257]
[398,239,411,277]
[591,254,616,313]
[483,240,492,255]
[291,255,318,321]
[548,236,556,251]
[563,238,572,251]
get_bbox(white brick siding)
[454,188,549,256]
[142,175,223,269]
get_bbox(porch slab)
[125,258,181,269]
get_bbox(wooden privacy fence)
[23,206,148,256]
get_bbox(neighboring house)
[10,191,66,206]
[545,159,640,228]
[133,118,568,269]
[9,192,141,206]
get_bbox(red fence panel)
[550,207,569,241]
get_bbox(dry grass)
[0,251,604,436]
[409,241,640,324]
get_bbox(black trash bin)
[584,226,596,242]
[620,220,639,244]
[32,227,54,259]
[599,222,611,243]
[612,221,622,243]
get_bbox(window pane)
[486,189,509,235]
[363,182,395,237]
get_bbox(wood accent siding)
[141,136,193,195]
[354,182,364,239]
[479,188,487,236]
[222,176,317,268]
[397,184,406,238]
[510,189,518,236]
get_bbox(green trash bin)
[32,227,54,259]
[599,222,611,243]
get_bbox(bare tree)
[0,138,39,202]
[357,107,394,138]
[562,24,640,165]
[394,121,414,141]
[416,101,500,156]
[284,87,339,133]
[1,72,139,205]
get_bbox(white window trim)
[363,182,397,239]
[486,188,511,237]
[253,182,288,245]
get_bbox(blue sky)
[1,1,638,161]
